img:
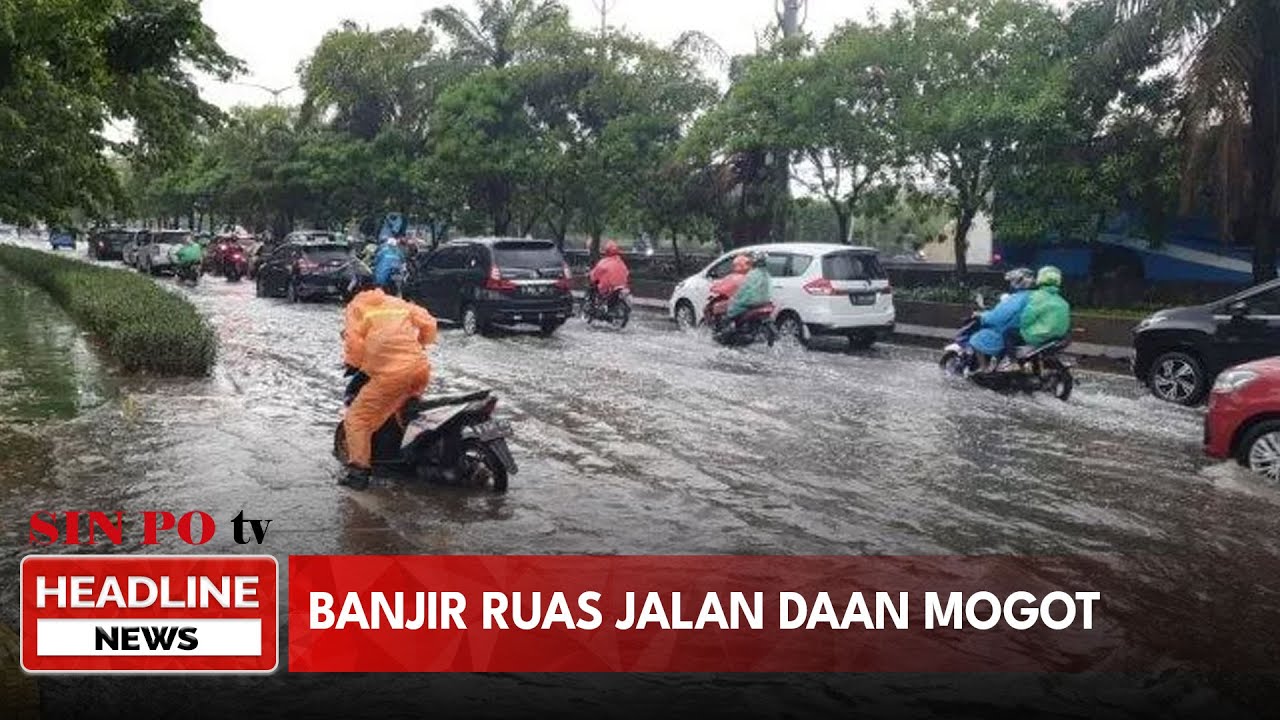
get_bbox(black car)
[404,238,574,336]
[87,228,139,261]
[1133,279,1280,406]
[254,241,370,302]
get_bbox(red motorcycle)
[207,239,249,282]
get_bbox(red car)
[1204,357,1280,480]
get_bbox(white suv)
[667,243,895,348]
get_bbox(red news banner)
[289,555,1122,673]
[21,555,278,673]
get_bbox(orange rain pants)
[343,296,438,469]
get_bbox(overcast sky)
[196,0,936,109]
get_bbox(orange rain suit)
[343,295,439,469]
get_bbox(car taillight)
[804,277,837,296]
[297,258,316,271]
[883,283,892,295]
[484,265,517,292]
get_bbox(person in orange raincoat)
[706,254,752,319]
[588,241,630,307]
[340,289,439,490]
[341,276,392,403]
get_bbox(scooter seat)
[408,390,492,413]
[1015,340,1071,360]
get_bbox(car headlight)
[1213,369,1260,394]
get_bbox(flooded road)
[4,254,1280,717]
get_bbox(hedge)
[0,245,217,376]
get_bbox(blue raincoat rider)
[969,268,1035,372]
[372,238,404,291]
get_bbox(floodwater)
[3,246,1280,717]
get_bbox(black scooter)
[175,262,200,286]
[581,287,632,329]
[703,295,778,347]
[939,293,1076,401]
[335,370,518,491]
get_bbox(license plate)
[475,420,513,440]
[850,294,875,306]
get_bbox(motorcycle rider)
[969,268,1036,373]
[587,240,630,311]
[724,251,773,324]
[373,238,405,294]
[341,286,439,490]
[341,274,391,403]
[173,235,203,279]
[1018,265,1072,351]
[706,254,752,321]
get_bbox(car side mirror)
[1228,300,1250,318]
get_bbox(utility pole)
[768,0,805,243]
[592,0,616,61]
[233,82,296,106]
[777,0,805,39]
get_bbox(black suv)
[87,228,139,261]
[404,238,574,336]
[1133,279,1280,406]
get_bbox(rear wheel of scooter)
[609,302,631,329]
[1044,362,1074,402]
[460,438,508,492]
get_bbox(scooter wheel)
[460,438,509,492]
[940,351,965,376]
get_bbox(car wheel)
[461,305,481,336]
[1149,351,1207,406]
[674,300,696,330]
[1239,420,1280,483]
[776,312,809,347]
[538,319,560,337]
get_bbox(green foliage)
[0,0,240,224]
[0,246,216,375]
[888,0,1073,272]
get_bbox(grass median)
[0,245,216,376]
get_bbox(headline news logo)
[21,510,279,673]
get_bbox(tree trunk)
[1250,27,1280,283]
[954,207,975,280]
[492,208,511,237]
[671,232,683,274]
[830,200,850,246]
[589,232,602,262]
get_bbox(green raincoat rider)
[725,251,772,320]
[1019,266,1071,347]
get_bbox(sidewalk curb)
[588,291,1134,361]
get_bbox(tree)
[689,23,899,245]
[427,0,569,70]
[0,0,240,223]
[429,68,541,235]
[298,22,445,140]
[1104,0,1280,282]
[995,0,1181,246]
[889,0,1072,277]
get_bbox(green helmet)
[1037,266,1062,287]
